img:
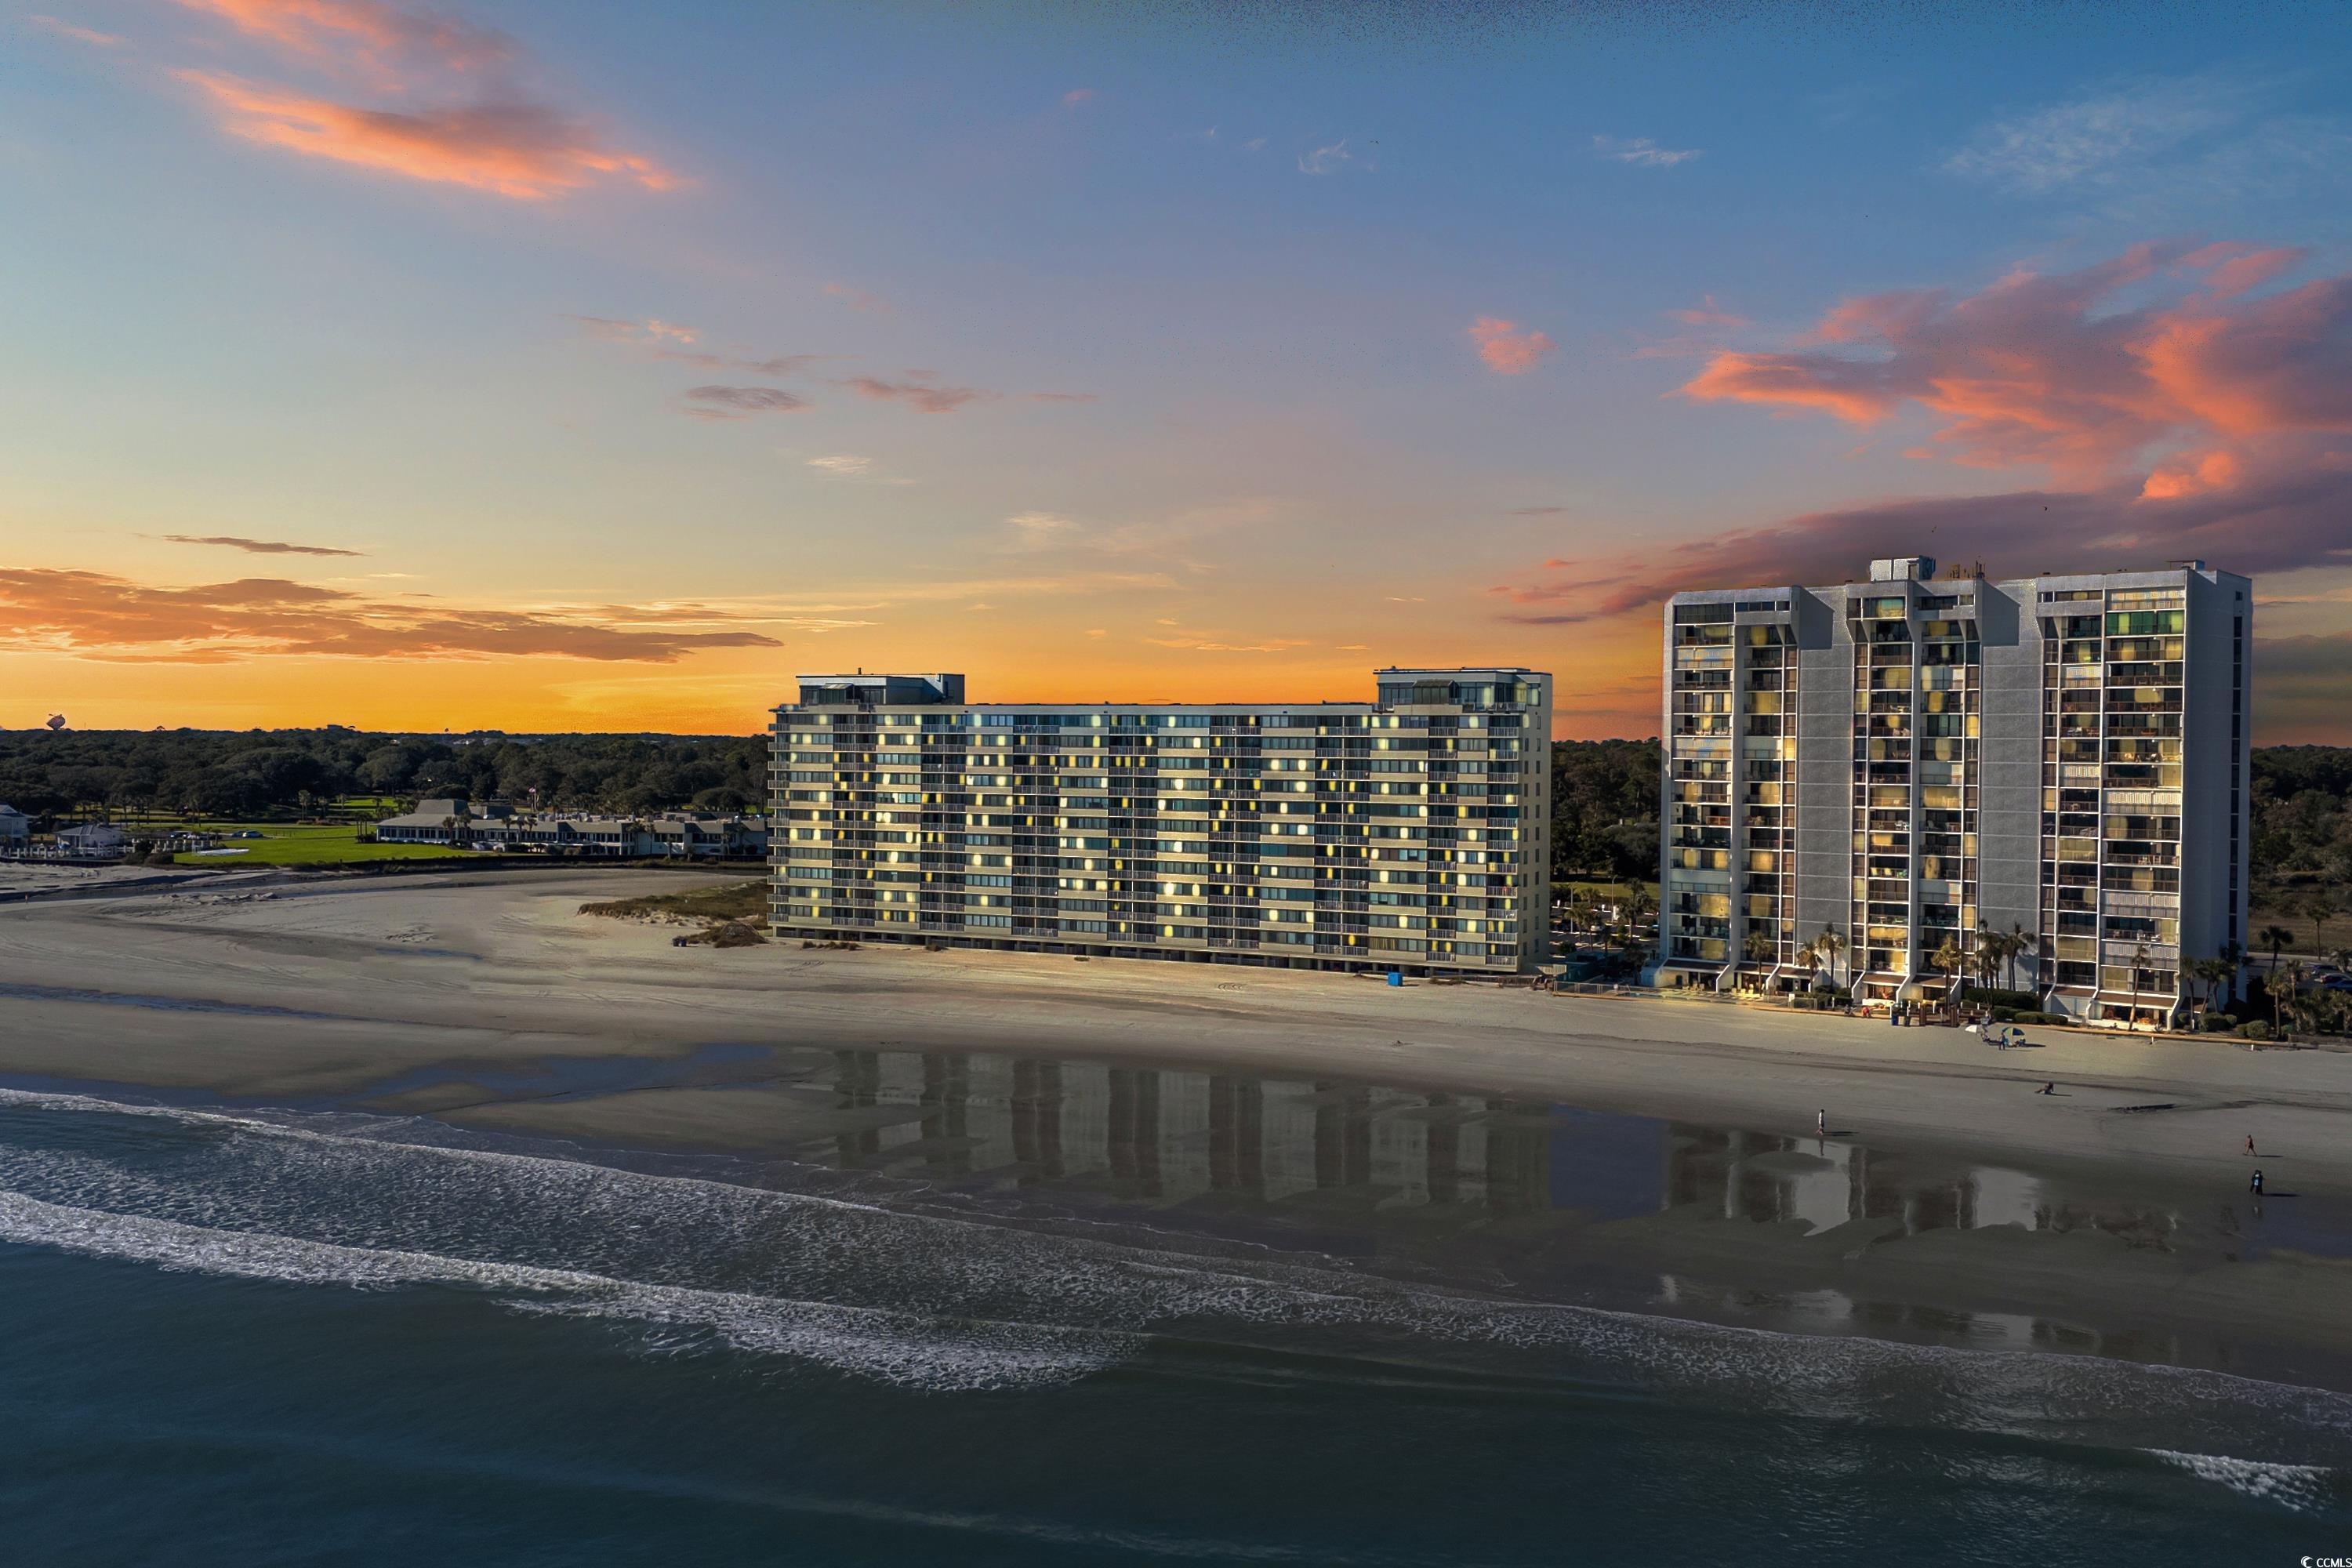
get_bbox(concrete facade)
[1660,557,2251,1027]
[770,669,1552,974]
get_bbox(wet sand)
[3,868,2349,1381]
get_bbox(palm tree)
[1743,924,1775,971]
[1622,885,1657,946]
[2192,955,2230,1014]
[2129,940,2155,1033]
[2005,923,2035,993]
[1970,921,2002,993]
[2220,940,2245,1008]
[1568,887,1599,942]
[1929,935,1965,1014]
[2274,960,2307,1038]
[2259,924,2296,976]
[1815,924,1848,991]
[2300,889,2339,956]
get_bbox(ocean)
[0,1055,2344,1564]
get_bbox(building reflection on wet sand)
[819,1049,1559,1214]
[800,1047,2230,1365]
[809,1047,2182,1244]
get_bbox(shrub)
[2237,1019,2273,1040]
[2009,1011,2057,1026]
[2200,1012,2238,1033]
[1961,986,2042,1012]
[1989,1007,2016,1022]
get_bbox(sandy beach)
[4,867,2350,1381]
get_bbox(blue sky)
[5,0,2350,735]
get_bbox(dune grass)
[579,880,768,922]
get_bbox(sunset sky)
[5,1,2351,740]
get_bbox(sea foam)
[0,1082,2349,1478]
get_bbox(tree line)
[0,731,768,820]
[2,729,2346,906]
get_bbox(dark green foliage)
[0,729,768,820]
[2250,747,2352,890]
[1961,986,2042,1011]
[1550,738,1662,883]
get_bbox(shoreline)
[4,867,2351,1389]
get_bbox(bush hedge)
[2236,1019,2274,1040]
[1961,986,2043,1012]
[2200,1012,2239,1033]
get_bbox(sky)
[5,0,2351,741]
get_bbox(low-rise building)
[53,822,128,858]
[0,805,29,848]
[374,800,766,859]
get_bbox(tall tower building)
[1659,557,2249,1027]
[771,668,1552,974]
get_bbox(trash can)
[1387,971,1403,987]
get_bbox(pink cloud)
[1498,240,2352,655]
[1062,88,1097,108]
[1666,295,1747,328]
[1468,316,1557,376]
[176,70,676,198]
[1679,240,2352,477]
[163,1,674,201]
[29,13,123,46]
[2178,242,2307,300]
[0,568,780,662]
[170,0,516,79]
[823,282,891,314]
[840,376,989,414]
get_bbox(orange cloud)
[0,569,782,662]
[2178,241,2306,300]
[840,376,990,414]
[162,2,675,201]
[2138,448,2241,499]
[1666,295,1747,328]
[1468,317,1557,375]
[1679,240,2352,477]
[176,71,675,198]
[171,0,515,80]
[29,13,123,46]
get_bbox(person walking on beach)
[2247,1134,2258,1156]
[2039,1082,2055,1096]
[1817,1109,1826,1137]
[2251,1168,2265,1196]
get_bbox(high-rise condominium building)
[1659,557,2250,1027]
[771,668,1552,973]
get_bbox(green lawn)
[1555,879,1657,901]
[159,822,473,866]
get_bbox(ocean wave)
[0,1187,1131,1392]
[1,1083,2350,1464]
[2146,1449,2340,1512]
